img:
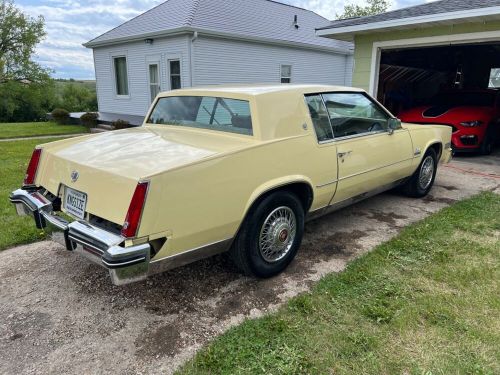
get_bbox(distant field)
[54,79,96,93]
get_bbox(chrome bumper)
[10,188,151,285]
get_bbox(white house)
[84,0,353,123]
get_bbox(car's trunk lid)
[36,127,254,224]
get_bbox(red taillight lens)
[23,148,42,186]
[121,182,149,238]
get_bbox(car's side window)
[322,92,390,138]
[305,94,334,142]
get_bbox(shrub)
[51,108,70,125]
[80,112,98,128]
[112,119,130,130]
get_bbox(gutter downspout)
[189,31,198,87]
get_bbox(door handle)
[338,151,352,158]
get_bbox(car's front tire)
[480,126,494,155]
[402,148,437,198]
[230,191,305,278]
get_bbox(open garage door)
[376,42,500,114]
[375,42,500,155]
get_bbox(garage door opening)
[376,42,500,116]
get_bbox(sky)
[16,0,431,80]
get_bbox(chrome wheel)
[259,206,296,263]
[419,155,434,190]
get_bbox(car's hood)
[39,126,255,179]
[399,105,494,123]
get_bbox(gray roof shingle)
[318,0,500,30]
[86,0,352,51]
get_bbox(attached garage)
[317,0,500,154]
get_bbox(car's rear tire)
[402,148,437,198]
[230,191,305,278]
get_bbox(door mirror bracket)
[387,118,402,134]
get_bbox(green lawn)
[179,192,500,375]
[0,121,87,139]
[0,138,65,250]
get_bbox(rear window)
[147,96,253,135]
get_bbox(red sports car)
[399,90,500,154]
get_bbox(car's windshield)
[147,96,253,135]
[431,92,495,107]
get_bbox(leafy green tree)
[56,83,97,112]
[337,0,391,19]
[0,0,50,84]
[0,79,57,122]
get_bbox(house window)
[488,68,500,88]
[169,60,181,90]
[281,64,292,83]
[113,56,129,96]
[149,63,160,102]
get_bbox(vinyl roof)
[158,84,364,97]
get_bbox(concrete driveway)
[1,153,499,375]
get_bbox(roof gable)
[85,0,351,52]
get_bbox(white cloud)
[17,0,426,79]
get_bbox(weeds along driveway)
[1,156,499,375]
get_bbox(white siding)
[192,36,351,87]
[93,35,191,116]
[344,54,354,86]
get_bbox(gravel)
[1,153,499,375]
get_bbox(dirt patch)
[436,184,459,191]
[135,323,182,359]
[423,195,458,205]
[319,230,367,257]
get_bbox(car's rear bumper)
[9,188,151,285]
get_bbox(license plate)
[64,187,87,219]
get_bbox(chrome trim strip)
[67,234,105,254]
[307,178,407,222]
[316,179,339,188]
[150,237,233,264]
[102,256,146,267]
[337,157,413,181]
[149,237,233,275]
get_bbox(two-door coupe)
[10,85,452,285]
[399,89,500,154]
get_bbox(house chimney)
[293,15,299,29]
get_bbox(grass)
[0,121,87,139]
[179,192,500,375]
[0,138,66,250]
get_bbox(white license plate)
[64,187,87,219]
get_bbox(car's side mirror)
[387,118,402,134]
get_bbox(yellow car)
[10,85,452,285]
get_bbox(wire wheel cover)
[259,206,297,262]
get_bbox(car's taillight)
[121,181,149,238]
[23,148,42,186]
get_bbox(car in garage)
[10,85,452,285]
[399,89,500,154]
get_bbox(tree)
[337,0,391,19]
[0,0,50,84]
[0,79,57,122]
[56,82,98,112]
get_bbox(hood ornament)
[70,170,79,182]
